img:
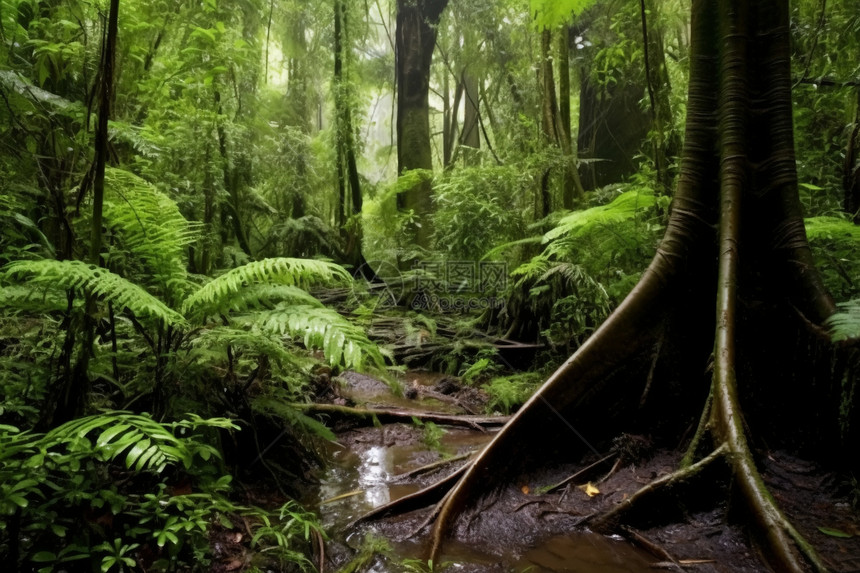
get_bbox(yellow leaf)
[578,482,600,497]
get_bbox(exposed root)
[681,384,712,468]
[587,443,727,532]
[620,525,684,572]
[389,452,474,482]
[351,461,470,527]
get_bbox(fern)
[100,168,198,305]
[543,188,662,242]
[2,259,186,327]
[196,284,324,315]
[251,395,337,441]
[827,300,860,342]
[189,326,306,370]
[182,258,350,317]
[0,285,69,313]
[41,412,237,472]
[260,304,389,371]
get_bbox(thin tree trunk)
[557,24,585,208]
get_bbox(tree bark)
[334,0,365,268]
[395,0,449,250]
[421,0,842,570]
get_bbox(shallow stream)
[310,372,656,572]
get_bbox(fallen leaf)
[579,482,600,497]
[818,526,853,538]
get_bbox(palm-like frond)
[2,260,185,327]
[261,304,389,371]
[182,258,350,318]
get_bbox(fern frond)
[101,168,197,305]
[251,396,336,441]
[804,216,860,242]
[190,326,305,369]
[182,258,350,318]
[543,188,660,242]
[42,412,237,472]
[199,284,324,315]
[0,285,69,313]
[827,300,860,341]
[261,304,389,371]
[2,260,185,327]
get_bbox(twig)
[621,525,684,572]
[545,453,617,493]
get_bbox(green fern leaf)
[261,304,388,371]
[543,188,659,243]
[182,258,350,317]
[2,260,185,328]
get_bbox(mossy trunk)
[395,0,449,250]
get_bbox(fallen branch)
[288,402,509,431]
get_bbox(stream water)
[310,372,657,572]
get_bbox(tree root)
[289,402,509,431]
[389,452,474,483]
[351,461,470,527]
[620,526,684,573]
[586,444,727,532]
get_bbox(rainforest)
[1,0,860,571]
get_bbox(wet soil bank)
[308,372,860,572]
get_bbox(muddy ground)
[311,371,860,573]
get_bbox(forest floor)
[304,370,860,573]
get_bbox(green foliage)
[99,168,198,306]
[806,216,860,300]
[182,257,350,317]
[2,259,186,328]
[260,304,390,371]
[249,501,324,571]
[412,417,447,452]
[0,412,248,570]
[530,0,597,29]
[485,373,543,414]
[432,166,530,261]
[499,186,663,345]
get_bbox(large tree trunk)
[420,1,849,570]
[395,0,449,250]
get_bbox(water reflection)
[358,446,392,507]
